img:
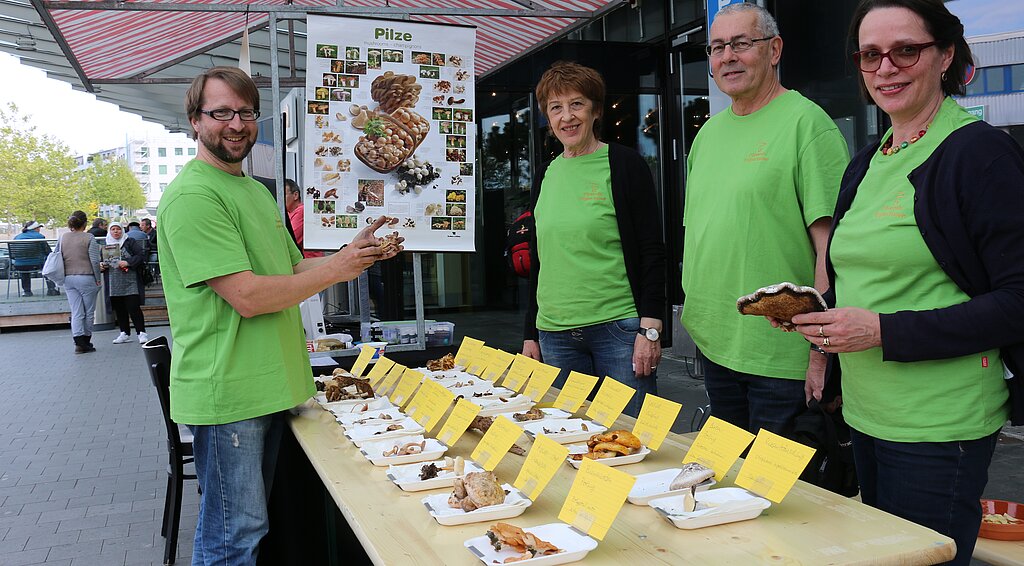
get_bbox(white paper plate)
[386,459,485,492]
[327,397,396,416]
[316,393,382,410]
[565,444,651,469]
[492,408,572,425]
[336,407,406,427]
[522,419,607,445]
[474,395,535,417]
[463,522,597,566]
[626,468,717,505]
[430,374,487,388]
[361,437,447,467]
[345,418,425,446]
[422,484,531,526]
[449,383,516,398]
[418,367,470,379]
[649,487,771,529]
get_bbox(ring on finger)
[822,337,830,347]
[818,325,825,337]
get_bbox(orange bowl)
[979,499,1024,541]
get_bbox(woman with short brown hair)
[522,61,666,417]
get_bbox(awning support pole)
[269,11,286,220]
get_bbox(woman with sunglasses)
[787,1,1024,562]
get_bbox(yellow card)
[410,380,454,432]
[558,458,636,541]
[470,415,523,471]
[482,349,515,383]
[349,345,376,378]
[391,369,423,407]
[435,398,481,447]
[735,429,816,503]
[466,345,495,376]
[500,354,537,392]
[522,362,560,402]
[585,377,635,428]
[631,394,682,451]
[682,416,755,481]
[552,371,599,414]
[366,356,396,388]
[513,433,569,501]
[455,336,484,367]
[377,363,407,396]
[403,379,431,420]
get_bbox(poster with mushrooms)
[304,15,477,252]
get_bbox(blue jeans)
[538,317,656,418]
[851,427,999,566]
[63,275,99,337]
[702,357,806,438]
[187,412,287,566]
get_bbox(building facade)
[76,133,196,215]
[125,134,197,211]
[958,30,1024,148]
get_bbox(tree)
[0,103,79,235]
[79,155,145,215]
[0,104,144,236]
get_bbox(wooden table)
[290,404,955,565]
[974,537,1024,565]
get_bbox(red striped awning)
[340,0,590,74]
[42,0,616,80]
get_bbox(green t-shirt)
[158,159,313,425]
[831,98,1008,442]
[535,145,637,330]
[681,90,849,379]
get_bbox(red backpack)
[505,210,533,278]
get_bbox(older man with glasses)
[680,3,850,438]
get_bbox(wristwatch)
[639,327,660,342]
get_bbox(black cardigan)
[524,142,667,340]
[825,120,1024,425]
[118,237,148,303]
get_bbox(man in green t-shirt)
[158,67,403,564]
[681,4,848,437]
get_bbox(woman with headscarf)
[61,211,102,353]
[102,222,148,344]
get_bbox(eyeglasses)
[200,108,260,121]
[706,37,774,58]
[852,41,939,72]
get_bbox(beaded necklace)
[879,125,929,156]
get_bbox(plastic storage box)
[426,322,454,347]
[372,321,455,347]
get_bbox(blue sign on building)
[706,0,751,38]
[706,0,754,115]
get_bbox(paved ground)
[1,320,1020,565]
[0,326,198,566]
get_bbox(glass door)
[674,43,711,183]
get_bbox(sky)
[0,53,184,156]
[0,0,1021,156]
[947,0,1024,37]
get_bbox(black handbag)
[141,263,155,286]
[794,398,859,497]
